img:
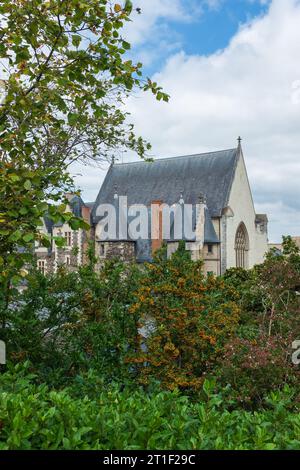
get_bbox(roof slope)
[204,208,220,243]
[47,195,94,228]
[92,148,239,222]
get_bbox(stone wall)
[167,241,220,276]
[52,224,84,272]
[226,152,268,270]
[36,226,91,274]
[202,243,221,276]
[95,240,136,269]
[36,252,55,275]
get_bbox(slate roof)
[95,203,219,247]
[168,206,219,244]
[204,208,220,244]
[91,148,241,259]
[44,215,54,234]
[53,195,89,227]
[92,148,239,223]
[42,196,95,230]
[133,209,219,263]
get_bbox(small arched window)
[235,223,249,268]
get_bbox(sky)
[73,0,300,243]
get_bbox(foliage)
[127,243,240,391]
[0,0,167,165]
[0,169,87,322]
[0,365,300,450]
[216,334,299,408]
[1,259,141,386]
[1,5,299,452]
[0,0,168,301]
[1,237,300,417]
[218,237,300,405]
[223,267,263,317]
[257,236,300,337]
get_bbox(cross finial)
[237,136,242,147]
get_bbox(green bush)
[0,365,300,450]
[220,238,300,407]
[127,244,240,391]
[1,260,141,387]
[1,237,299,415]
[215,335,299,408]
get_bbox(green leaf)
[9,174,20,182]
[10,230,22,242]
[24,180,32,190]
[72,35,82,48]
[68,113,79,125]
[23,233,34,242]
[54,236,66,248]
[122,41,131,50]
[124,0,133,13]
[11,275,22,285]
[69,219,81,230]
[19,207,28,215]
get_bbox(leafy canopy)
[0,0,168,289]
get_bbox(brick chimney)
[151,200,163,255]
[82,205,91,224]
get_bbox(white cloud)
[121,0,202,66]
[75,0,300,242]
[124,0,300,242]
[123,0,197,46]
[204,0,223,10]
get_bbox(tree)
[0,1,168,311]
[218,237,300,408]
[127,243,240,391]
[258,236,300,338]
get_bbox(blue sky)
[75,0,300,242]
[174,1,269,53]
[127,0,271,75]
[139,0,271,74]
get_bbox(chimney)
[151,200,163,255]
[82,205,91,224]
[195,194,206,248]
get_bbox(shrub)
[0,366,299,450]
[1,260,141,387]
[219,237,300,409]
[216,334,299,408]
[127,244,240,391]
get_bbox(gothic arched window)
[235,223,249,269]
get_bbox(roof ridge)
[114,148,237,166]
